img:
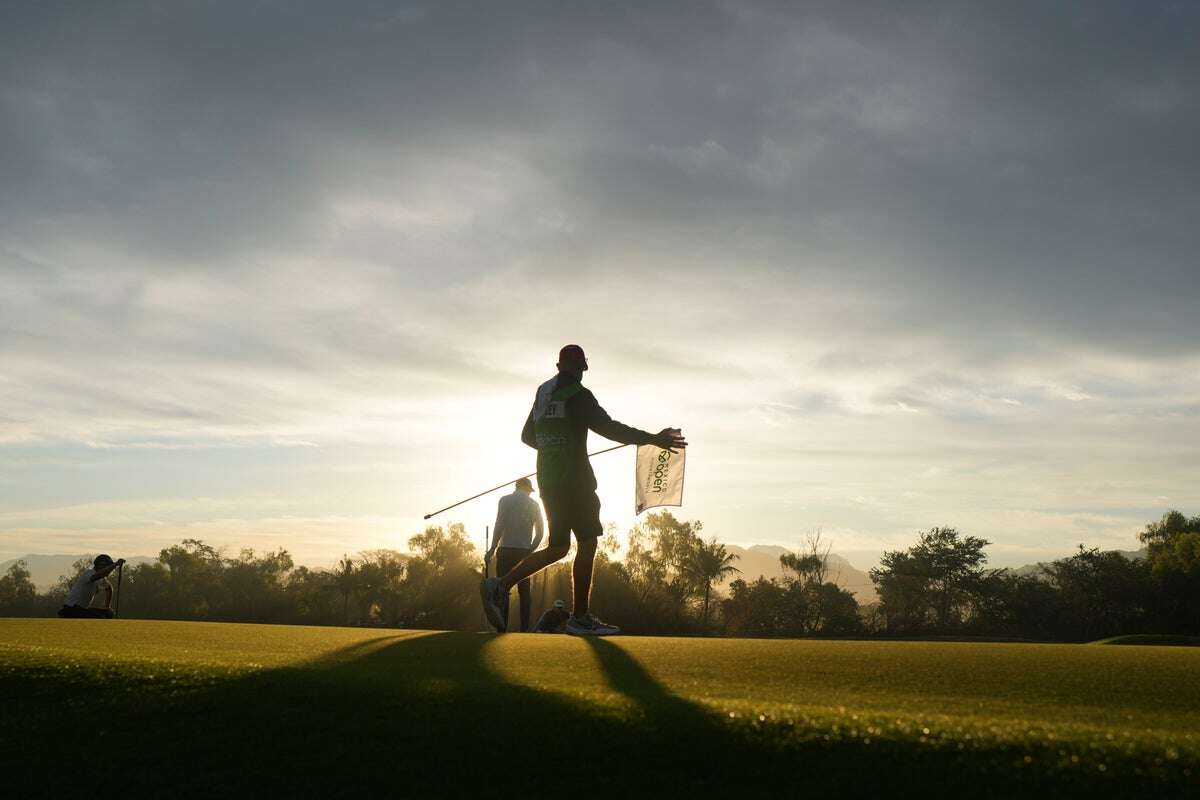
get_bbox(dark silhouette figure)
[480,344,686,635]
[57,554,124,618]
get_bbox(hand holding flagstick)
[651,428,687,453]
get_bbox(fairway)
[2,620,1196,797]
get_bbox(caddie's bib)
[532,377,584,491]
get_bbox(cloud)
[1,2,1198,563]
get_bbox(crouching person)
[58,554,125,619]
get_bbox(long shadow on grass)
[3,631,1180,799]
[582,637,776,721]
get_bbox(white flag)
[635,444,686,515]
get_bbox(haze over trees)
[723,531,861,637]
[2,511,1196,642]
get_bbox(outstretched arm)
[576,391,654,445]
[577,391,688,452]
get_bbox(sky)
[2,2,1198,570]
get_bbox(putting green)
[2,619,1196,797]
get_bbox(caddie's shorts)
[542,489,603,549]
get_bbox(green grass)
[2,620,1197,798]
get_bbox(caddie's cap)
[558,344,586,363]
[515,476,533,491]
[94,554,115,568]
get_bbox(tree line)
[867,511,1200,641]
[1,510,1196,642]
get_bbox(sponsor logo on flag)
[635,444,685,514]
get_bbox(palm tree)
[334,555,357,624]
[685,537,741,628]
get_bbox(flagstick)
[482,524,490,630]
[423,444,630,519]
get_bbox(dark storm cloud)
[4,2,1195,271]
[540,2,1200,356]
[1,2,556,265]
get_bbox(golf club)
[423,443,630,519]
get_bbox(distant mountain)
[1010,548,1147,579]
[722,545,878,602]
[0,554,156,591]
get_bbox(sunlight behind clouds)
[2,2,1198,567]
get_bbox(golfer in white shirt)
[58,554,125,619]
[485,477,544,632]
